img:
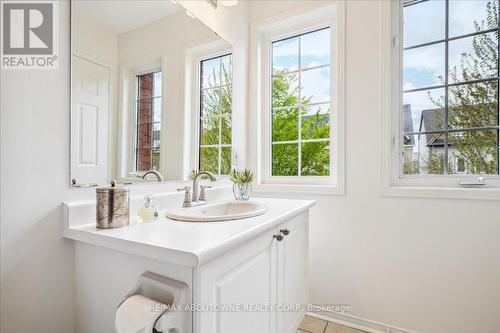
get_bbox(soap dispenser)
[138,195,159,222]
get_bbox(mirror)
[71,0,233,187]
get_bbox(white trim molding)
[249,2,346,196]
[379,1,500,201]
[307,311,422,333]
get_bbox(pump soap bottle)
[138,195,159,222]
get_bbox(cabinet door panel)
[195,230,277,333]
[277,213,309,333]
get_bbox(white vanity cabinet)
[64,196,314,333]
[194,212,308,333]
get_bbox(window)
[400,0,500,179]
[254,5,345,194]
[271,28,331,177]
[135,70,162,172]
[199,54,232,175]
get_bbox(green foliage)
[272,71,300,108]
[449,130,497,174]
[301,141,330,176]
[271,69,331,176]
[230,169,255,184]
[188,169,210,180]
[403,160,419,175]
[152,150,160,171]
[301,112,330,140]
[272,144,298,176]
[200,147,219,174]
[425,150,445,174]
[272,107,299,142]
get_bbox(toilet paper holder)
[118,271,189,333]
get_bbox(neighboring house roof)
[419,108,447,147]
[403,104,415,145]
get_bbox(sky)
[402,0,498,132]
[271,28,331,106]
[201,54,232,89]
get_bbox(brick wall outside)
[137,73,154,171]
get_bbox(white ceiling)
[74,0,183,35]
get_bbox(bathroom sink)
[166,200,266,222]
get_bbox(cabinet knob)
[280,229,290,236]
[273,234,284,241]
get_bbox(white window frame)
[198,53,233,175]
[381,1,500,200]
[253,3,345,195]
[183,38,233,179]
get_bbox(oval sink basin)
[166,200,266,222]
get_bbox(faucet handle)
[199,185,212,202]
[177,186,191,207]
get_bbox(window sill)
[254,182,345,196]
[381,183,500,201]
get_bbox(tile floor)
[297,315,367,333]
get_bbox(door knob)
[280,229,290,236]
[273,234,284,241]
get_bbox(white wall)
[0,2,76,332]
[72,16,118,68]
[248,1,500,333]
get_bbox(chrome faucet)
[192,171,217,203]
[142,170,164,182]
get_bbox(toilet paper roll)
[115,294,167,333]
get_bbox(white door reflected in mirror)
[71,56,110,186]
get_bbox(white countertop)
[64,197,315,267]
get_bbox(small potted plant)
[230,169,254,200]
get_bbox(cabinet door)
[194,230,278,333]
[277,213,309,333]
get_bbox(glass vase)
[233,182,252,200]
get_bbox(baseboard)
[306,311,422,333]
